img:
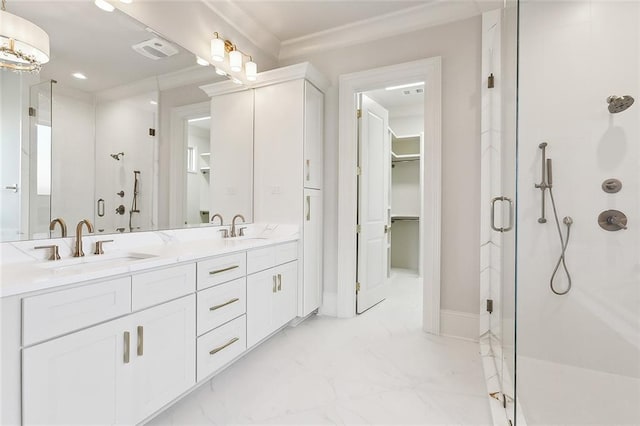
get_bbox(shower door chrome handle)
[491,196,514,232]
[4,184,18,193]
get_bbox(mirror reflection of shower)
[110,152,125,161]
[129,171,141,232]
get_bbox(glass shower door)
[516,0,640,424]
[28,80,54,239]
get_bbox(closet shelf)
[200,152,211,157]
[391,215,420,221]
[391,151,420,162]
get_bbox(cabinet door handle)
[306,159,310,181]
[209,298,240,311]
[123,331,130,364]
[209,265,239,275]
[209,337,239,355]
[277,273,282,291]
[272,275,277,293]
[137,326,144,356]
[306,196,311,221]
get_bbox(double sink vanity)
[1,223,303,425]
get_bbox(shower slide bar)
[534,142,551,223]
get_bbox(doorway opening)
[355,85,424,315]
[337,57,442,334]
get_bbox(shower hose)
[548,187,572,295]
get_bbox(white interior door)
[357,95,390,313]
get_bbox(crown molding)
[279,1,482,60]
[200,62,330,97]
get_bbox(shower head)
[607,95,634,113]
[110,152,125,160]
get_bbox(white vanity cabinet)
[247,260,298,348]
[23,294,195,425]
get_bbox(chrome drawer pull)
[209,265,239,275]
[123,331,130,364]
[209,337,240,355]
[277,273,282,291]
[209,298,240,311]
[272,275,277,293]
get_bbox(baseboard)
[318,291,337,317]
[440,309,479,342]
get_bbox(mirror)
[0,2,253,242]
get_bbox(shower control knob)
[117,190,125,197]
[598,210,628,231]
[115,205,126,215]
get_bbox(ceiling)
[366,84,424,118]
[7,1,215,93]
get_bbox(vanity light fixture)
[385,81,424,91]
[0,0,50,73]
[196,56,209,66]
[94,0,115,12]
[210,32,257,81]
[72,72,87,80]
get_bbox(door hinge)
[356,225,361,233]
[28,107,36,117]
[356,166,361,176]
[149,128,156,136]
[356,282,361,292]
[486,299,494,314]
[356,109,362,118]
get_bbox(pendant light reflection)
[0,0,50,73]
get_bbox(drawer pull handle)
[137,326,144,356]
[209,265,239,275]
[272,275,277,293]
[277,273,282,291]
[209,298,240,311]
[124,331,130,364]
[209,337,240,355]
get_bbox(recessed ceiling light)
[188,116,211,123]
[385,81,424,91]
[94,0,115,12]
[72,72,87,80]
[214,67,227,76]
[149,100,158,105]
[196,56,209,67]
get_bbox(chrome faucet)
[49,218,67,238]
[230,214,245,237]
[74,219,94,257]
[211,213,224,226]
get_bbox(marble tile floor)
[148,269,492,425]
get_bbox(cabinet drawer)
[247,246,275,274]
[247,242,299,275]
[197,252,246,291]
[197,278,246,336]
[132,264,195,311]
[23,277,131,346]
[275,241,298,265]
[197,315,246,382]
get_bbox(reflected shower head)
[110,152,125,160]
[607,95,634,113]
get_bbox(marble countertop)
[0,224,299,298]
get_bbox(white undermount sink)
[40,252,157,274]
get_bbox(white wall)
[518,0,640,378]
[281,16,482,316]
[51,87,95,230]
